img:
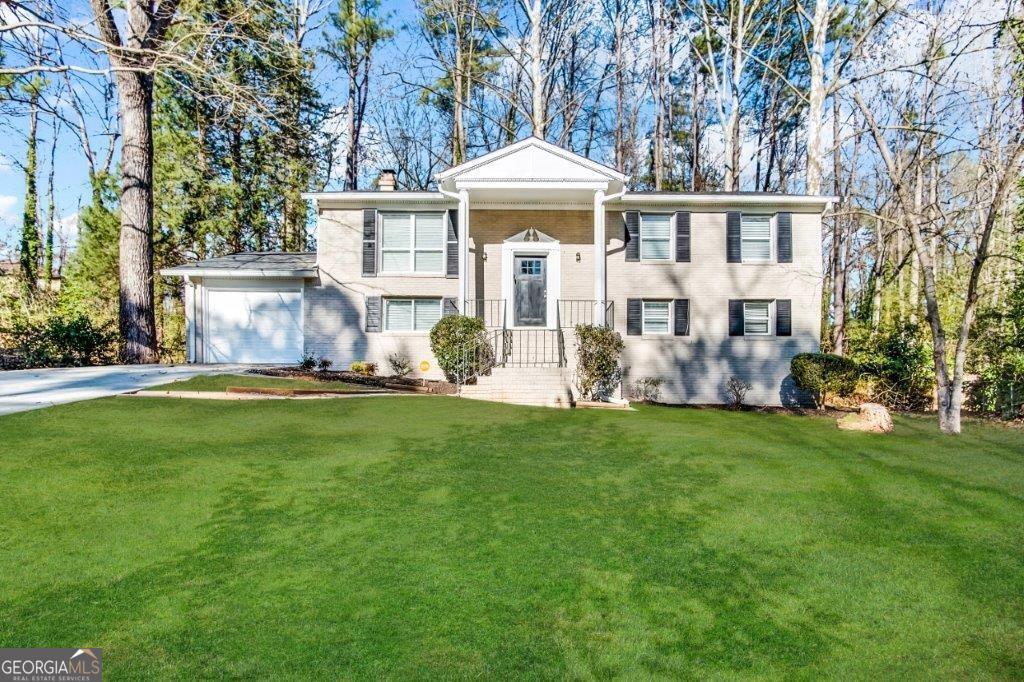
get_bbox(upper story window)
[741,215,772,262]
[640,214,672,260]
[380,212,444,274]
[384,298,441,332]
[743,301,772,335]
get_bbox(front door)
[514,255,547,326]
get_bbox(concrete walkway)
[0,364,251,416]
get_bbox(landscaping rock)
[837,402,893,433]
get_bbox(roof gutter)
[159,268,317,278]
[613,194,838,209]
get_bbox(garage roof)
[161,252,317,279]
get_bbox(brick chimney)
[378,169,397,192]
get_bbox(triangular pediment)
[437,137,626,186]
[504,228,557,243]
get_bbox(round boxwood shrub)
[791,352,859,408]
[429,315,489,382]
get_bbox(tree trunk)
[115,71,159,364]
[614,11,624,171]
[804,0,828,194]
[831,95,845,354]
[527,0,544,138]
[870,216,884,329]
[20,88,40,293]
[44,117,56,285]
[345,61,359,190]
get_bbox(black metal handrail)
[453,328,503,387]
[462,299,506,329]
[503,329,563,367]
[557,300,615,329]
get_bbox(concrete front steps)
[459,366,574,408]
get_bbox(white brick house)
[163,138,833,406]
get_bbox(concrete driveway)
[0,364,253,416]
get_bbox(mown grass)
[152,373,367,392]
[0,396,1022,678]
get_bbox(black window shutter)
[624,211,640,262]
[673,299,690,336]
[728,299,744,336]
[365,295,382,332]
[626,299,642,335]
[675,211,691,262]
[777,212,792,263]
[776,299,792,336]
[726,211,741,263]
[445,209,459,278]
[362,209,377,276]
[442,296,458,317]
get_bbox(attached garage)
[161,252,317,364]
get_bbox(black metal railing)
[453,328,504,387]
[502,329,563,367]
[557,300,615,329]
[462,299,506,328]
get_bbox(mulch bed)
[249,367,459,395]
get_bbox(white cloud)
[55,211,80,246]
[0,195,18,221]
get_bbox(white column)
[593,188,606,326]
[458,188,470,309]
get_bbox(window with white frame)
[642,300,671,334]
[640,213,672,260]
[384,298,442,331]
[380,213,444,274]
[743,301,771,335]
[741,214,772,262]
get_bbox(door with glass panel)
[513,256,547,326]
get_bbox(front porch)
[439,138,628,333]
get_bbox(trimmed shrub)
[791,352,859,408]
[298,351,317,370]
[386,352,413,377]
[574,324,623,400]
[725,376,751,408]
[429,315,489,382]
[349,361,377,376]
[629,377,663,403]
[2,311,115,368]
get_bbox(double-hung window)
[642,300,671,334]
[384,298,442,332]
[640,214,672,260]
[741,214,772,262]
[743,301,771,335]
[380,213,444,274]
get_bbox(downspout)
[437,184,468,310]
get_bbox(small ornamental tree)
[791,352,859,408]
[574,324,624,400]
[430,315,489,382]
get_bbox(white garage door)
[204,281,303,363]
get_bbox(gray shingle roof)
[161,251,317,277]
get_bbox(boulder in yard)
[837,402,893,433]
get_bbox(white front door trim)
[500,239,561,330]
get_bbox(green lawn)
[1,396,1022,678]
[152,373,368,392]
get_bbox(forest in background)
[0,0,1021,433]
